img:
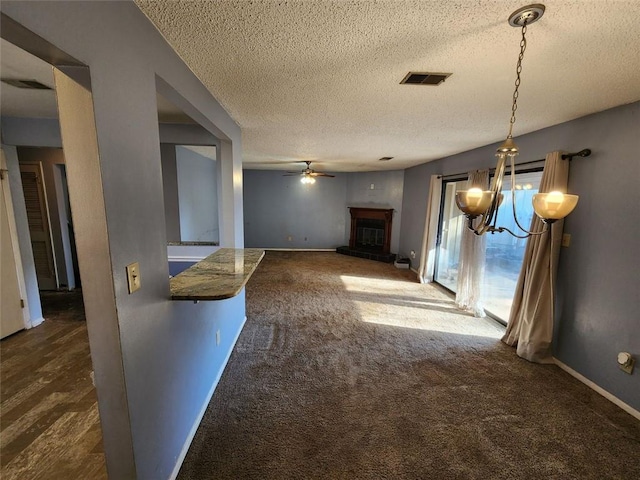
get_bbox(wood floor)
[1,290,107,480]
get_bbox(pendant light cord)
[507,23,528,139]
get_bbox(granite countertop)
[170,248,265,301]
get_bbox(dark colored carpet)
[178,251,640,479]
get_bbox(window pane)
[483,171,541,320]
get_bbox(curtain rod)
[439,148,591,180]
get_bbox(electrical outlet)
[617,352,635,374]
[216,330,221,346]
[287,235,293,241]
[410,250,416,259]
[370,183,375,190]
[126,262,141,294]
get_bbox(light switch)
[126,262,141,294]
[561,233,571,247]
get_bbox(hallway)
[0,290,106,479]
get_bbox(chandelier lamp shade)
[454,4,580,238]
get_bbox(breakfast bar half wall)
[170,248,265,301]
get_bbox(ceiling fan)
[283,161,335,184]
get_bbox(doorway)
[19,162,58,290]
[0,39,105,478]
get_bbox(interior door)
[20,163,58,290]
[1,155,27,338]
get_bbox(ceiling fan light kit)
[300,175,316,184]
[454,4,581,238]
[283,161,335,184]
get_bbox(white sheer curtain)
[502,151,569,363]
[455,170,489,318]
[418,175,442,283]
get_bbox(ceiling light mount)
[508,4,545,27]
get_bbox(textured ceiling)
[135,0,640,172]
[2,3,638,172]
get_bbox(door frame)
[1,149,32,331]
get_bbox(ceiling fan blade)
[310,172,335,177]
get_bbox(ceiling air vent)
[379,157,394,161]
[400,72,451,86]
[1,79,52,90]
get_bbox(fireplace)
[337,207,395,263]
[354,218,386,250]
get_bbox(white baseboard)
[169,315,248,480]
[554,358,640,421]
[265,248,336,252]
[28,316,45,329]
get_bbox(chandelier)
[455,4,578,238]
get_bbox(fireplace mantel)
[348,207,394,254]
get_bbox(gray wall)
[243,169,405,251]
[243,169,348,248]
[160,143,180,242]
[160,126,220,244]
[346,170,404,253]
[1,2,244,479]
[175,145,218,243]
[0,116,62,147]
[398,101,640,411]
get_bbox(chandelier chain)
[508,23,528,138]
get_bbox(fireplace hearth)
[337,207,396,263]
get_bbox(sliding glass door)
[434,170,543,322]
[435,180,467,292]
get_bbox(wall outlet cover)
[126,262,141,294]
[618,352,635,374]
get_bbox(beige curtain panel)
[418,175,442,283]
[455,170,489,317]
[502,151,569,363]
